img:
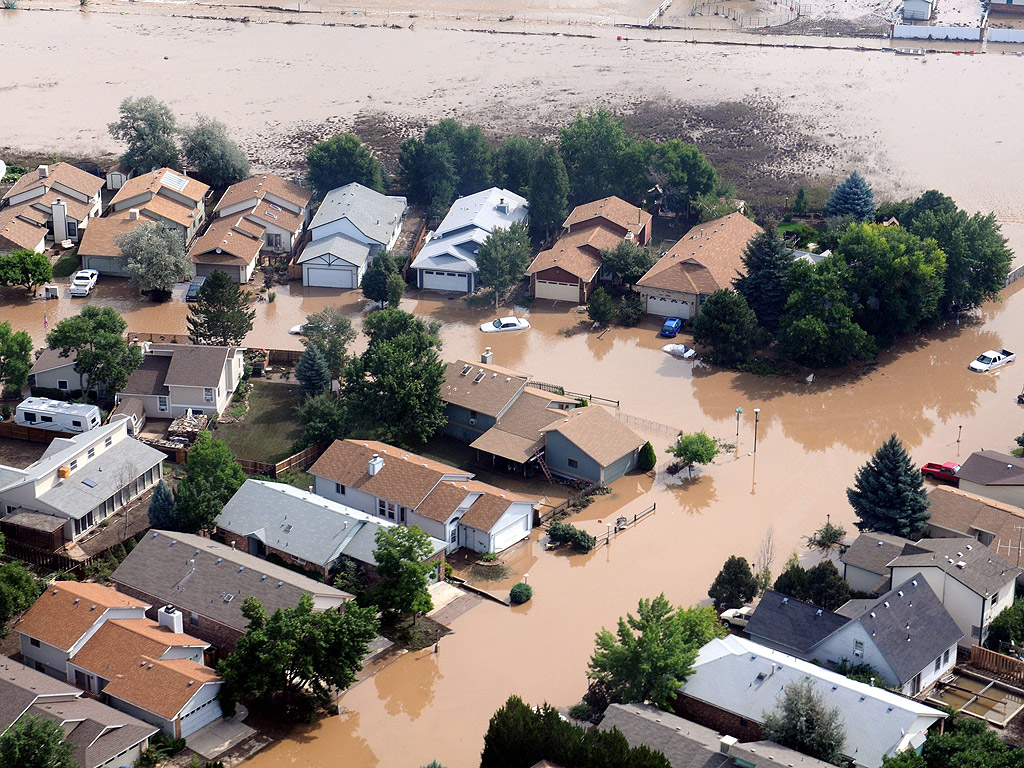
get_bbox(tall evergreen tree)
[527,143,570,240]
[804,561,850,611]
[708,555,759,611]
[733,227,795,335]
[847,434,930,537]
[825,171,875,221]
[295,344,331,397]
[691,289,759,365]
[187,269,255,346]
[174,432,247,533]
[147,481,177,529]
[793,187,808,215]
[362,251,399,306]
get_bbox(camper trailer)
[15,397,101,433]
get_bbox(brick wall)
[217,529,329,582]
[671,694,764,742]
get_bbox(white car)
[288,324,306,336]
[969,348,1015,373]
[720,605,755,629]
[480,316,530,333]
[662,343,696,360]
[69,269,98,297]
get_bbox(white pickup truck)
[720,605,755,629]
[969,348,1015,373]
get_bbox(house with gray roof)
[215,479,446,581]
[841,531,918,594]
[112,530,353,653]
[301,182,407,289]
[675,635,946,768]
[747,579,963,696]
[410,187,527,293]
[599,703,834,768]
[955,450,1024,507]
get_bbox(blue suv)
[660,317,684,337]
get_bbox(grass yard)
[52,249,81,278]
[216,380,304,463]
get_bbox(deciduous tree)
[0,249,52,291]
[763,680,845,765]
[297,392,347,448]
[691,289,760,365]
[295,344,331,397]
[362,251,399,307]
[847,434,930,538]
[108,95,179,174]
[650,139,717,213]
[733,227,794,335]
[180,115,250,188]
[0,321,33,397]
[0,715,80,768]
[0,533,42,639]
[825,171,875,221]
[46,307,142,400]
[601,240,656,288]
[371,525,435,623]
[527,143,570,240]
[173,432,247,533]
[492,136,540,195]
[587,287,616,325]
[804,561,850,611]
[666,431,719,478]
[399,119,491,208]
[300,306,357,382]
[475,221,531,306]
[306,133,385,197]
[116,223,192,299]
[708,555,759,611]
[559,110,652,205]
[186,269,255,346]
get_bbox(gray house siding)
[442,404,496,443]
[601,450,638,484]
[544,432,602,483]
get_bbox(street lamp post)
[958,425,963,443]
[735,407,742,439]
[753,408,761,453]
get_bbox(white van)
[15,397,102,433]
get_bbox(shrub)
[510,582,533,604]
[638,441,657,472]
[568,701,595,722]
[570,529,596,552]
[617,294,643,327]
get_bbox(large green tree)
[475,221,532,307]
[0,715,80,768]
[173,432,247,533]
[492,136,540,195]
[650,139,718,213]
[361,251,400,307]
[0,249,52,291]
[691,289,759,365]
[588,594,725,709]
[186,269,255,346]
[295,344,331,397]
[218,594,377,716]
[0,321,33,397]
[666,430,719,479]
[115,223,192,299]
[0,533,43,639]
[46,306,142,400]
[300,306,357,382]
[180,115,250,188]
[296,391,347,448]
[882,712,1021,768]
[527,143,570,240]
[601,239,656,288]
[708,555,759,611]
[763,680,846,765]
[371,525,435,623]
[306,133,385,198]
[586,287,616,325]
[847,433,930,538]
[559,110,652,205]
[398,119,491,210]
[108,95,179,174]
[825,171,875,221]
[804,561,851,611]
[732,227,794,335]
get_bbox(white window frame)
[204,387,215,403]
[157,396,169,413]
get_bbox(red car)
[921,462,960,486]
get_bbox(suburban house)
[746,579,963,696]
[114,342,245,419]
[186,215,265,284]
[0,163,104,252]
[16,582,222,738]
[989,0,1024,12]
[29,347,86,395]
[527,196,653,304]
[887,536,1020,647]
[215,479,446,581]
[635,213,762,319]
[298,182,406,288]
[0,655,158,768]
[80,168,209,276]
[598,703,834,768]
[840,531,917,594]
[539,406,643,485]
[410,187,527,293]
[925,485,1024,569]
[955,450,1024,507]
[674,635,946,768]
[310,439,539,554]
[0,415,164,545]
[111,530,353,654]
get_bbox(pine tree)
[793,187,808,215]
[637,441,657,472]
[825,171,876,221]
[847,434,930,537]
[804,561,850,611]
[527,143,570,240]
[587,287,616,325]
[187,269,256,346]
[295,344,331,397]
[708,555,759,610]
[148,480,177,529]
[733,228,795,335]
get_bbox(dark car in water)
[660,317,684,337]
[185,276,206,302]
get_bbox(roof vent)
[277,581,283,588]
[870,612,876,618]
[884,601,890,608]
[815,609,822,616]
[73,598,80,604]
[956,561,967,569]
[898,590,904,598]
[261,574,268,581]
[781,597,788,604]
[878,541,884,547]
[912,579,918,587]
[238,566,244,573]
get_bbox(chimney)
[481,347,493,365]
[128,208,140,221]
[719,736,738,755]
[369,453,385,476]
[625,230,635,242]
[38,164,49,179]
[158,605,184,634]
[50,198,69,242]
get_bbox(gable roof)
[888,537,1021,597]
[151,344,234,389]
[539,406,643,467]
[442,360,529,418]
[0,656,80,731]
[957,450,1024,487]
[110,531,352,634]
[3,163,104,203]
[216,174,311,213]
[416,479,535,532]
[745,590,848,655]
[76,215,143,259]
[111,168,208,207]
[296,232,373,267]
[309,182,406,245]
[0,207,49,251]
[309,439,470,509]
[30,695,158,768]
[563,196,652,236]
[841,532,918,579]
[636,214,762,295]
[31,347,77,375]
[926,486,1024,562]
[120,354,171,396]
[526,222,623,281]
[469,389,573,463]
[680,636,945,768]
[188,215,263,267]
[16,582,148,652]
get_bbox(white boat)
[894,47,926,56]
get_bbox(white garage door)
[306,267,354,288]
[646,295,691,319]
[421,269,470,292]
[535,279,580,302]
[492,514,530,553]
[178,696,223,737]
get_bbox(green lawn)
[52,249,81,278]
[216,381,304,463]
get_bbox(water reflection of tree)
[324,709,379,766]
[665,474,717,516]
[376,648,441,721]
[584,328,614,362]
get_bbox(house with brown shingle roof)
[441,355,531,443]
[636,213,762,320]
[310,439,539,554]
[925,485,1024,569]
[540,405,644,485]
[955,450,1024,508]
[17,583,223,738]
[528,196,652,304]
[0,164,104,251]
[187,214,265,283]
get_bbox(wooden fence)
[0,421,75,443]
[236,442,326,479]
[536,482,601,526]
[970,645,1024,683]
[4,538,99,576]
[593,503,657,548]
[530,381,620,408]
[268,349,303,365]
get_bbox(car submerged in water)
[481,316,530,333]
[69,269,98,297]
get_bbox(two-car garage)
[642,292,694,319]
[305,266,355,289]
[418,269,473,293]
[534,279,582,303]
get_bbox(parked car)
[969,349,1015,373]
[662,343,696,360]
[185,276,207,302]
[660,317,684,338]
[720,605,755,629]
[288,324,306,336]
[921,461,960,486]
[68,269,98,297]
[481,316,530,333]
